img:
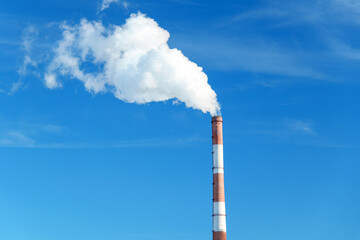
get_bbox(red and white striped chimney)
[212,116,227,240]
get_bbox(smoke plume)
[45,13,220,115]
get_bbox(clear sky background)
[1,0,360,239]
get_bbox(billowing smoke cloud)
[45,13,220,115]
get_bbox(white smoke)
[45,13,220,115]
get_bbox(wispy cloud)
[164,0,204,6]
[114,136,206,148]
[227,0,360,27]
[336,0,360,8]
[0,131,35,147]
[8,81,23,95]
[99,0,129,12]
[0,39,22,46]
[217,8,290,27]
[0,117,66,148]
[333,0,360,18]
[284,119,316,135]
[217,3,330,29]
[0,116,205,149]
[197,0,360,85]
[3,23,59,95]
[247,119,316,137]
[3,26,40,95]
[18,26,38,77]
[174,34,325,79]
[0,136,206,149]
[327,38,360,60]
[244,118,354,148]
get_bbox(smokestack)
[212,116,227,240]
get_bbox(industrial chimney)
[212,116,227,240]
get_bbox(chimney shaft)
[212,116,227,240]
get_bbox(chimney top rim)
[212,116,223,123]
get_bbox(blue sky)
[1,0,360,239]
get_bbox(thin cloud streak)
[165,0,204,6]
[327,38,360,60]
[0,136,207,149]
[220,1,357,28]
[99,0,129,12]
[198,0,360,84]
[19,26,39,76]
[243,119,354,148]
[8,81,23,95]
[216,8,290,28]
[174,34,325,79]
[284,119,316,135]
[0,117,205,149]
[0,131,35,148]
[114,136,206,148]
[0,118,66,148]
[334,0,360,17]
[0,39,23,46]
